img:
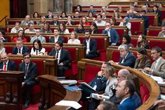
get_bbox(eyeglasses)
[24,57,30,59]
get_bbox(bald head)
[1,52,8,63]
[117,69,132,83]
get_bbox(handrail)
[0,15,8,26]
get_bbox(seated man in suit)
[0,52,16,71]
[12,39,29,55]
[0,52,16,103]
[118,44,136,67]
[102,22,119,46]
[83,31,98,59]
[144,46,165,79]
[19,53,37,108]
[49,41,71,77]
[49,28,64,43]
[110,69,141,108]
[116,80,137,110]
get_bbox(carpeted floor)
[24,103,39,110]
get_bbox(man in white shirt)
[24,23,36,33]
[10,22,23,33]
[30,29,46,43]
[94,14,106,26]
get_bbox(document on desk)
[150,75,164,83]
[59,80,77,85]
[55,100,82,109]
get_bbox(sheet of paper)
[150,75,164,82]
[59,80,77,85]
[55,100,82,109]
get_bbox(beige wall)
[28,0,136,14]
[0,0,10,27]
[73,0,133,6]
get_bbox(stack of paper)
[55,100,82,109]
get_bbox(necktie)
[3,63,7,71]
[25,64,29,78]
[56,50,60,64]
[18,48,21,54]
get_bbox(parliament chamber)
[0,0,165,110]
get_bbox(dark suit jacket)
[49,48,71,68]
[19,62,37,85]
[102,28,119,45]
[83,38,98,58]
[49,36,64,43]
[118,96,137,110]
[0,60,16,71]
[119,52,136,68]
[12,46,29,54]
[89,76,107,92]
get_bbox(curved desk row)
[78,59,160,110]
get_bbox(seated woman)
[65,16,74,26]
[89,22,98,34]
[12,30,28,42]
[121,34,133,48]
[136,34,149,49]
[75,23,85,34]
[40,23,52,33]
[58,23,70,34]
[30,39,46,56]
[80,17,90,26]
[119,17,131,36]
[88,63,117,110]
[134,47,151,69]
[67,31,81,44]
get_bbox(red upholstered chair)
[83,64,100,83]
[149,39,165,50]
[64,47,78,78]
[111,50,120,62]
[131,38,138,47]
[131,21,143,35]
[147,28,161,36]
[140,83,150,103]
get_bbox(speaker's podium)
[0,71,24,110]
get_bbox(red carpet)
[24,103,39,110]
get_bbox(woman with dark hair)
[12,30,28,42]
[30,39,46,56]
[136,34,149,49]
[134,47,151,69]
[89,22,98,34]
[75,23,85,34]
[58,23,70,34]
[60,11,67,19]
[41,23,52,33]
[122,34,133,48]
[33,12,40,18]
[75,5,82,12]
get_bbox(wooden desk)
[38,74,82,110]
[0,71,24,110]
[48,90,81,110]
